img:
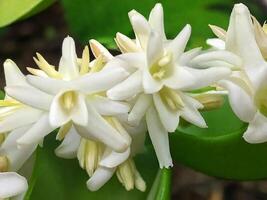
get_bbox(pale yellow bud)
[0,156,9,172]
[195,94,224,111]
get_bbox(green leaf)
[0,0,56,28]
[25,133,170,200]
[61,0,233,48]
[170,98,267,180]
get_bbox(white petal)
[190,50,242,68]
[206,38,225,50]
[107,70,142,100]
[4,60,27,86]
[26,75,69,95]
[75,103,131,153]
[147,31,164,67]
[117,53,146,69]
[0,172,27,199]
[128,10,150,49]
[179,47,202,66]
[146,106,173,168]
[183,66,231,90]
[74,67,129,94]
[88,96,130,115]
[55,126,81,159]
[180,95,207,128]
[0,108,42,133]
[164,66,195,90]
[5,86,53,110]
[243,112,267,143]
[58,36,79,80]
[99,148,130,168]
[0,126,37,171]
[218,79,256,122]
[226,4,264,77]
[89,39,113,62]
[128,94,152,126]
[166,24,191,60]
[86,166,115,191]
[153,93,180,132]
[148,3,166,40]
[17,114,54,146]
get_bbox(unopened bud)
[195,94,224,111]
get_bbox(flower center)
[149,53,172,80]
[59,91,78,113]
[159,87,184,111]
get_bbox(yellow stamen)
[0,99,21,107]
[33,53,62,79]
[56,121,72,140]
[80,45,90,75]
[0,156,8,172]
[194,94,224,111]
[159,87,184,111]
[150,53,172,80]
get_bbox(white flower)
[192,3,267,143]
[107,4,231,168]
[5,36,132,153]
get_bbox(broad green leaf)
[0,0,56,28]
[25,133,168,200]
[170,98,267,180]
[61,0,233,48]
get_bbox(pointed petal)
[4,60,27,86]
[148,3,166,40]
[218,79,256,122]
[74,68,129,94]
[88,96,130,115]
[75,103,130,153]
[146,106,173,168]
[128,10,150,49]
[55,126,81,159]
[190,50,242,68]
[17,114,54,146]
[128,94,152,126]
[89,39,113,62]
[226,4,264,76]
[153,93,180,132]
[107,70,142,100]
[99,148,130,168]
[87,166,115,191]
[5,86,53,110]
[166,24,191,60]
[0,108,42,133]
[180,95,207,128]
[183,66,231,90]
[0,172,27,199]
[115,32,140,53]
[26,75,69,95]
[58,36,79,79]
[209,24,227,40]
[243,112,267,143]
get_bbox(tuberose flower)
[107,4,231,168]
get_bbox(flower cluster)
[0,2,266,199]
